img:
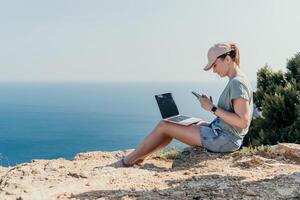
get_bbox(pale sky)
[0,0,299,82]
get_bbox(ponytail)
[230,44,240,66]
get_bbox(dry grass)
[231,145,272,160]
[152,146,182,160]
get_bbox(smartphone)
[192,91,202,99]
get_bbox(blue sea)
[0,81,228,166]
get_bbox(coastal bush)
[243,53,300,146]
[153,146,182,160]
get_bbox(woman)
[115,42,253,167]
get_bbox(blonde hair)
[230,43,240,66]
[218,43,240,66]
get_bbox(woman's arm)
[214,98,250,129]
[199,95,251,129]
[196,120,210,126]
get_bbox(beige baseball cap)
[203,43,233,71]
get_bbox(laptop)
[155,93,202,126]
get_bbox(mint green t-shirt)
[212,73,253,139]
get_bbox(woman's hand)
[199,94,214,111]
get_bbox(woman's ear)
[225,55,231,63]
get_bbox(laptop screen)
[155,93,179,119]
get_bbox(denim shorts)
[199,125,242,153]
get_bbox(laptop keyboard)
[168,115,190,122]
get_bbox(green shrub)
[243,53,300,146]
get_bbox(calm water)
[0,81,229,166]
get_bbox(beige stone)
[0,144,299,200]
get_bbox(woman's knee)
[156,120,169,132]
[148,120,168,137]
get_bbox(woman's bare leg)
[124,120,202,165]
[134,136,173,164]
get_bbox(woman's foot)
[135,158,144,166]
[111,157,144,168]
[111,158,130,168]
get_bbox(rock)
[232,155,271,168]
[74,151,113,160]
[0,143,300,200]
[183,171,190,175]
[277,187,295,196]
[152,187,159,192]
[291,172,300,183]
[244,189,257,196]
[74,149,134,161]
[192,196,204,200]
[67,172,88,179]
[121,195,136,200]
[171,191,185,197]
[271,143,300,162]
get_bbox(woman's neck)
[227,63,241,79]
